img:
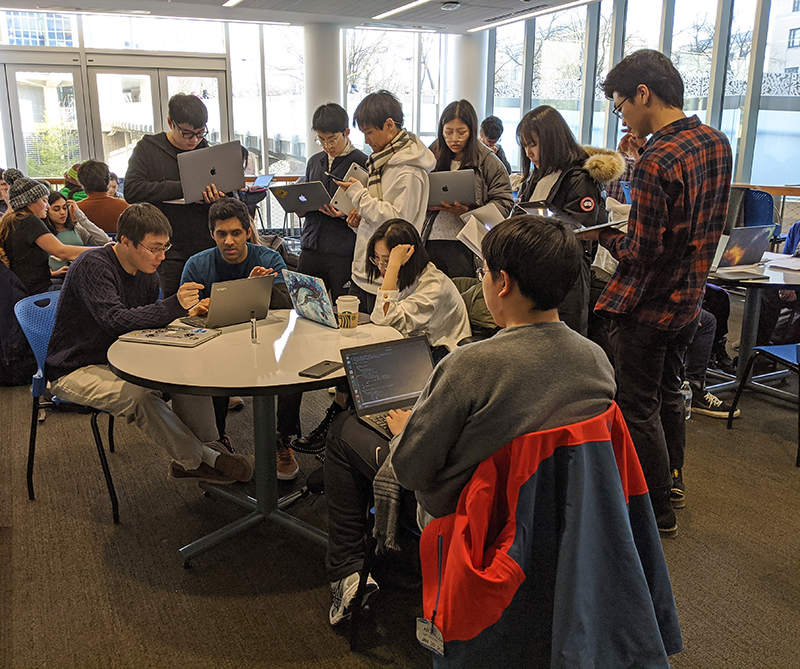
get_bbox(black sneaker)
[217,435,235,453]
[292,402,344,454]
[692,389,741,419]
[652,490,678,537]
[670,468,685,509]
[711,350,737,375]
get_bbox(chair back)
[618,180,632,205]
[743,188,775,229]
[14,292,60,397]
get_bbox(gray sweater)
[389,321,616,518]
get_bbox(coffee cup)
[336,295,360,333]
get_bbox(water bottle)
[681,381,692,420]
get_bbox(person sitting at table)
[60,163,87,202]
[108,172,121,199]
[45,189,110,275]
[46,202,254,485]
[0,169,90,295]
[0,168,10,216]
[76,159,129,235]
[180,197,298,478]
[292,219,471,455]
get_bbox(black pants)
[211,394,302,440]
[612,316,698,494]
[347,282,376,313]
[324,411,389,581]
[426,240,476,279]
[297,248,353,301]
[684,309,715,390]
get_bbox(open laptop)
[118,327,221,348]
[180,274,274,329]
[282,269,339,328]
[428,170,476,208]
[341,336,435,439]
[165,141,246,204]
[269,182,331,214]
[711,225,775,272]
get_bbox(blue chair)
[743,188,775,227]
[726,344,800,467]
[14,292,119,523]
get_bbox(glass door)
[158,70,229,144]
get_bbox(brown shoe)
[277,446,299,481]
[214,452,254,482]
[170,461,237,485]
[228,396,245,411]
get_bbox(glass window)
[591,0,615,147]
[795,0,800,13]
[1,11,76,47]
[623,0,663,55]
[230,22,265,175]
[790,28,800,48]
[82,15,224,53]
[493,21,526,171]
[531,6,587,139]
[419,33,443,147]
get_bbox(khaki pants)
[50,365,217,469]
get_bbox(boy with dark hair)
[322,215,616,626]
[124,93,223,298]
[46,203,254,485]
[479,115,512,174]
[582,48,732,536]
[77,159,129,234]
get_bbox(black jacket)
[301,149,368,257]
[123,133,215,261]
[0,262,35,386]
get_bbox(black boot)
[711,338,736,375]
[292,401,344,454]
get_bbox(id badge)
[416,617,444,656]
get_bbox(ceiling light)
[441,1,461,9]
[222,0,245,6]
[467,0,592,32]
[373,0,434,21]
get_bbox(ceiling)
[2,0,585,34]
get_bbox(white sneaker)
[329,571,379,626]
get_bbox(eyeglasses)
[369,257,390,270]
[612,97,628,120]
[477,267,490,279]
[175,124,208,140]
[443,130,470,141]
[315,133,343,147]
[138,242,172,255]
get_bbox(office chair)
[743,188,776,228]
[14,292,120,523]
[726,343,800,467]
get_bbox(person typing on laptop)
[46,203,254,486]
[322,215,616,626]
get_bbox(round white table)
[108,309,401,564]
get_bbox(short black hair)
[434,99,480,172]
[517,105,587,182]
[167,93,208,128]
[117,202,172,245]
[482,215,582,312]
[602,49,684,109]
[480,116,504,141]
[109,172,119,183]
[365,218,429,292]
[353,90,403,131]
[77,159,110,194]
[208,197,250,234]
[312,103,349,135]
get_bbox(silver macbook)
[269,182,331,213]
[165,141,246,204]
[711,225,775,272]
[181,274,274,329]
[341,336,434,439]
[428,170,476,208]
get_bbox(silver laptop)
[269,182,331,213]
[118,327,221,348]
[711,225,775,272]
[428,170,476,207]
[341,336,435,439]
[165,141,246,204]
[181,274,274,329]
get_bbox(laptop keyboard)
[368,412,390,430]
[180,316,208,328]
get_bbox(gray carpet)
[3,326,800,666]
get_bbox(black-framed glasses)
[612,97,628,120]
[176,124,208,140]
[369,257,389,270]
[139,242,172,255]
[315,133,343,147]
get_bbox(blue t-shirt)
[181,243,287,299]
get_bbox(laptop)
[164,141,246,204]
[270,182,331,213]
[282,269,339,328]
[711,225,775,272]
[428,170,477,208]
[118,327,221,348]
[180,274,274,329]
[341,336,435,438]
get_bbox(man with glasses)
[125,93,223,298]
[46,203,254,485]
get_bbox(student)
[76,159,129,234]
[322,215,616,625]
[180,197,298,478]
[124,93,223,298]
[0,170,9,216]
[424,100,513,278]
[479,115,512,174]
[333,89,435,313]
[583,49,732,535]
[294,103,368,300]
[60,164,87,202]
[0,169,90,295]
[517,105,624,336]
[45,190,110,272]
[108,173,121,198]
[46,203,253,485]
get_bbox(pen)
[250,311,257,343]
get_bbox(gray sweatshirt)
[389,321,616,518]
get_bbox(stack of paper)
[456,204,505,258]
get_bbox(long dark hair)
[434,100,481,172]
[366,219,430,292]
[44,190,76,233]
[516,105,587,183]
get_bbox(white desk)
[107,309,401,565]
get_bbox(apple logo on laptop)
[210,167,217,175]
[299,195,308,202]
[442,186,449,192]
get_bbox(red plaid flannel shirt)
[595,116,732,330]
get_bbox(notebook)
[711,225,775,272]
[118,326,221,347]
[428,170,477,207]
[180,274,274,329]
[282,269,338,328]
[164,141,246,204]
[342,336,435,439]
[269,182,331,213]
